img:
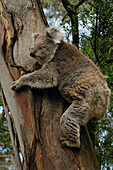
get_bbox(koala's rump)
[87,78,110,121]
[58,72,110,121]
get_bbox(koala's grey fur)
[11,26,111,148]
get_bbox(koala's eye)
[39,47,43,50]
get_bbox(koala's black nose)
[30,48,36,57]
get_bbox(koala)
[11,26,111,148]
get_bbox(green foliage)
[94,113,113,168]
[40,0,66,25]
[0,94,13,166]
[80,0,113,64]
[0,116,13,167]
[0,96,3,106]
[0,118,13,155]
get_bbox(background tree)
[41,0,87,47]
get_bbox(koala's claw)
[11,80,20,91]
[60,137,80,148]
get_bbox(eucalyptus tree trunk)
[0,0,100,169]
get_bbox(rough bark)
[0,0,100,169]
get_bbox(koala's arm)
[11,63,58,91]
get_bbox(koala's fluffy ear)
[46,26,64,43]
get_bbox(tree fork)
[0,0,100,169]
[61,0,86,48]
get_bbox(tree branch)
[100,45,113,63]
[94,7,100,65]
[85,36,100,64]
[61,0,86,13]
[62,13,68,22]
[61,0,73,14]
[74,0,86,10]
[0,155,11,158]
[61,0,86,47]
[0,126,9,132]
[104,59,113,65]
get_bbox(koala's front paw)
[11,80,22,91]
[60,137,80,148]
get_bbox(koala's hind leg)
[60,101,89,148]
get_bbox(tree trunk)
[71,12,79,48]
[0,0,100,169]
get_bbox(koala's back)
[53,41,110,120]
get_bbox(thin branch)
[74,0,86,10]
[94,7,100,65]
[104,59,113,65]
[0,155,11,158]
[100,45,113,62]
[88,2,95,8]
[0,126,9,132]
[61,0,73,14]
[85,36,100,64]
[87,37,94,51]
[82,47,92,58]
[62,13,68,22]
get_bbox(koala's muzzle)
[30,48,36,57]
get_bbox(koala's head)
[30,26,64,65]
